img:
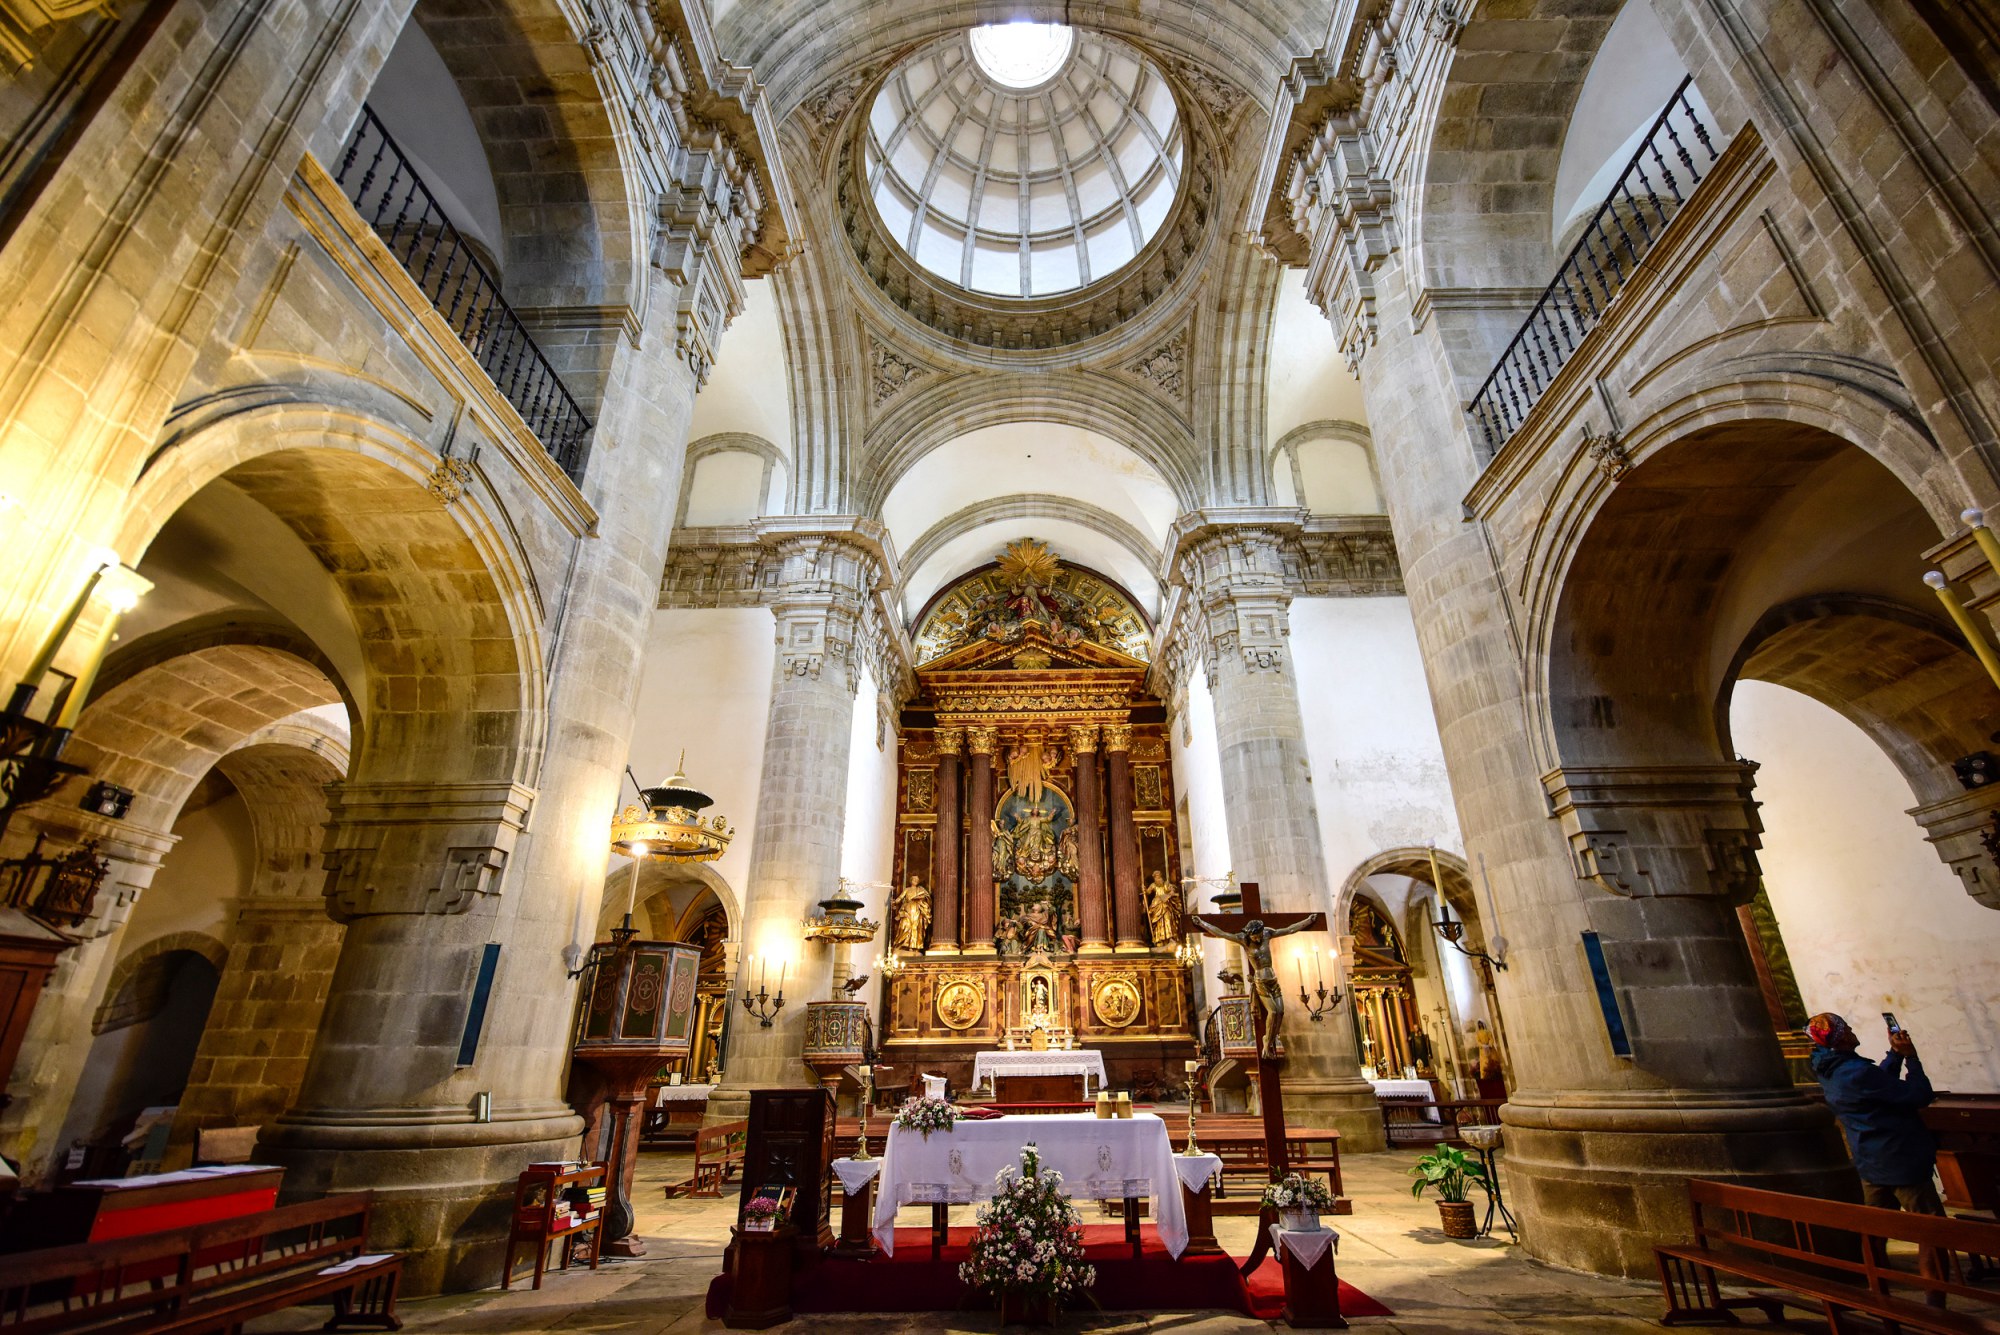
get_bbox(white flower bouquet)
[891,1095,961,1138]
[1260,1171,1335,1211]
[957,1144,1096,1316]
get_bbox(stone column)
[1167,517,1382,1149]
[712,523,891,1106]
[1068,724,1110,953]
[1276,129,1845,1270]
[962,727,998,954]
[260,99,786,1291]
[1103,726,1147,951]
[929,729,963,952]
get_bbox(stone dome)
[864,25,1184,299]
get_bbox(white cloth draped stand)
[1172,1152,1221,1195]
[971,1049,1108,1094]
[1371,1077,1439,1121]
[1270,1223,1339,1270]
[653,1083,714,1105]
[870,1112,1188,1257]
[832,1157,883,1195]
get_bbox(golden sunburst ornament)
[997,538,1060,588]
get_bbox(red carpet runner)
[704,1225,1393,1321]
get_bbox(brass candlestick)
[853,1066,874,1161]
[1182,1068,1202,1155]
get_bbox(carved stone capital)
[1541,763,1763,901]
[1908,786,2000,910]
[320,781,537,920]
[1287,127,1396,372]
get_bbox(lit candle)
[1313,945,1323,988]
[18,548,119,698]
[1295,954,1305,990]
[52,577,143,730]
[625,840,648,919]
[776,959,786,994]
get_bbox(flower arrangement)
[892,1095,962,1138]
[958,1145,1096,1317]
[1260,1172,1335,1212]
[742,1195,784,1232]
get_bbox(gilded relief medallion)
[936,977,985,1030]
[1092,975,1143,1028]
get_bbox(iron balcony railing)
[334,105,591,481]
[1467,77,1721,457]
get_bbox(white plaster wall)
[367,21,505,259]
[1266,272,1368,446]
[688,281,793,463]
[123,791,254,950]
[1291,597,1463,895]
[837,669,899,1021]
[1549,0,1692,246]
[683,450,770,527]
[616,609,777,925]
[1169,661,1236,1007]
[1732,679,2000,1088]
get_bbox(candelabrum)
[742,977,785,1028]
[1297,978,1344,1022]
[1431,896,1508,971]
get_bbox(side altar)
[879,541,1197,1094]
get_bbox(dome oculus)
[968,22,1074,89]
[865,30,1183,299]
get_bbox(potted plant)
[891,1095,961,1139]
[1408,1144,1490,1239]
[958,1144,1097,1324]
[1260,1172,1335,1232]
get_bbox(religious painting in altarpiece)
[883,540,1195,1095]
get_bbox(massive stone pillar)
[1271,122,1846,1272]
[1165,517,1382,1150]
[1069,724,1111,952]
[712,523,893,1103]
[929,728,963,952]
[962,727,998,954]
[1104,726,1147,951]
[259,58,797,1287]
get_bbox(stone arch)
[97,614,361,753]
[1411,0,1631,291]
[117,401,548,790]
[676,432,788,527]
[596,858,741,944]
[1269,419,1382,515]
[900,497,1160,588]
[401,0,644,321]
[94,932,229,1036]
[860,373,1203,515]
[1724,595,1991,809]
[1337,846,1475,925]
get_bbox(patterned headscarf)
[1807,1012,1852,1049]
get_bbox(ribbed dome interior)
[865,28,1183,299]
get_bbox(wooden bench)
[675,1120,747,1199]
[1656,1179,2000,1332]
[0,1192,400,1332]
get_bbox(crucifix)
[1190,881,1323,1277]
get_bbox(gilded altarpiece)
[884,542,1195,1094]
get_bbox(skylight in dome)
[969,22,1074,88]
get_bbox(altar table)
[971,1049,1108,1096]
[1370,1077,1438,1122]
[870,1112,1188,1257]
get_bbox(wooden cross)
[1190,882,1323,1277]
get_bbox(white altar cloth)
[1270,1224,1339,1270]
[1371,1077,1439,1121]
[870,1112,1187,1258]
[1172,1152,1222,1195]
[971,1049,1108,1095]
[832,1156,883,1195]
[653,1083,714,1105]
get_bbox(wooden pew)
[0,1193,400,1333]
[674,1120,747,1199]
[1655,1179,2000,1331]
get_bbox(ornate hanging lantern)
[610,758,733,864]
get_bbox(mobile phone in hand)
[1883,1011,1903,1036]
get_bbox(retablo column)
[1104,725,1146,951]
[929,728,963,953]
[1069,724,1110,953]
[962,727,998,953]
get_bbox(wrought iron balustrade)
[333,105,590,481]
[1466,77,1720,458]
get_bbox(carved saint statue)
[1021,899,1061,956]
[892,875,932,952]
[1191,915,1314,1058]
[990,819,1016,881]
[1010,804,1059,882]
[1144,870,1181,949]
